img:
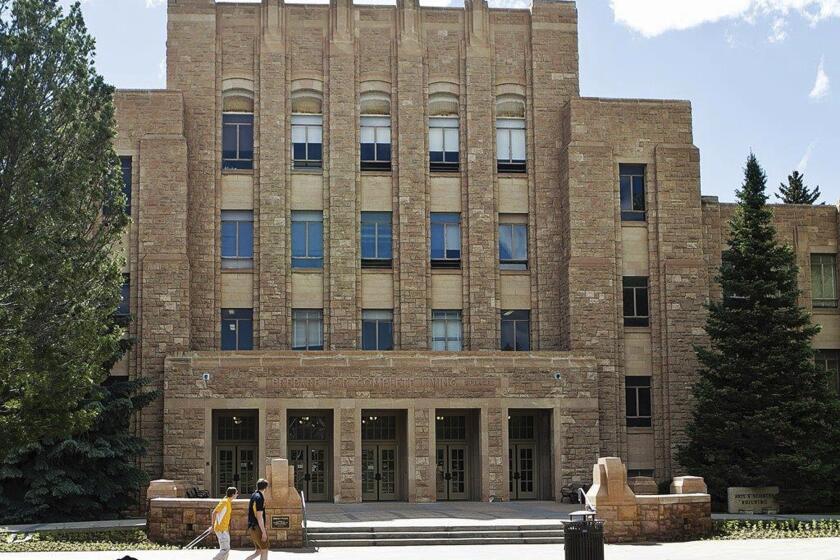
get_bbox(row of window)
[221,211,529,271]
[220,308,532,352]
[223,113,527,174]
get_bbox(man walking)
[210,486,238,560]
[245,478,270,560]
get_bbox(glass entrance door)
[362,444,398,501]
[289,444,330,502]
[216,445,257,497]
[436,444,469,500]
[509,443,537,500]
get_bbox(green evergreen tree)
[0,374,157,523]
[776,170,821,204]
[0,0,128,455]
[678,154,840,511]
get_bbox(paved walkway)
[306,500,579,527]
[0,519,145,534]
[4,539,840,560]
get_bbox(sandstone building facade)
[112,0,840,503]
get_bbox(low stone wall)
[587,457,712,543]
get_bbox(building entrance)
[508,411,552,500]
[361,412,405,501]
[288,412,333,502]
[435,411,479,501]
[213,410,258,497]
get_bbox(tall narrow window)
[120,156,132,216]
[221,211,254,269]
[291,115,323,169]
[815,350,840,395]
[362,310,393,350]
[432,310,462,351]
[496,94,526,173]
[500,310,530,351]
[292,309,324,350]
[361,212,392,268]
[117,273,130,318]
[429,118,460,172]
[221,308,253,350]
[625,376,652,427]
[623,276,650,327]
[291,211,323,269]
[499,215,528,270]
[431,213,461,269]
[811,254,837,308]
[620,164,646,221]
[360,90,391,171]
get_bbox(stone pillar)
[464,0,498,350]
[481,406,507,501]
[258,4,288,349]
[396,0,429,349]
[586,457,640,542]
[326,0,358,349]
[413,406,435,502]
[338,407,361,502]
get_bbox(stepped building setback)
[112,0,840,503]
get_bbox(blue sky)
[66,0,838,203]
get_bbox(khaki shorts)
[248,526,269,550]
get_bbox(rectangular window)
[430,212,461,269]
[500,310,530,351]
[620,164,646,221]
[221,210,254,269]
[499,216,528,270]
[292,309,324,350]
[496,118,526,173]
[431,310,462,351]
[811,254,837,308]
[221,308,253,350]
[623,276,650,327]
[361,212,392,268]
[222,113,254,170]
[360,116,391,171]
[120,156,132,216]
[429,117,459,172]
[117,273,130,317]
[291,211,323,269]
[361,310,393,351]
[815,350,840,395]
[291,114,323,169]
[625,376,652,427]
[627,469,655,478]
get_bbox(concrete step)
[306,524,566,546]
[309,536,565,547]
[311,529,565,540]
[308,523,566,534]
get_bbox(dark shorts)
[248,526,269,550]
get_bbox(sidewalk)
[0,519,146,534]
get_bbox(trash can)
[564,511,604,560]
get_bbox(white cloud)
[797,141,817,172]
[146,0,165,7]
[768,17,788,41]
[809,56,830,100]
[610,0,840,37]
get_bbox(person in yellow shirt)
[210,487,238,560]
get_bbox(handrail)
[578,487,596,513]
[300,490,308,548]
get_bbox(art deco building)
[111,0,840,502]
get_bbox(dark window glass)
[221,211,253,269]
[117,274,130,317]
[816,350,840,395]
[222,113,254,170]
[221,308,253,350]
[619,164,646,221]
[499,221,528,270]
[361,310,393,350]
[120,156,132,216]
[623,276,650,327]
[501,310,530,351]
[625,376,652,427]
[431,213,461,268]
[361,212,392,268]
[291,211,323,269]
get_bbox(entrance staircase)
[306,522,566,547]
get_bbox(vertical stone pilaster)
[481,406,506,500]
[464,0,497,349]
[396,0,428,349]
[326,0,358,348]
[339,407,361,502]
[413,406,435,502]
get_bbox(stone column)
[338,406,361,502]
[413,406,435,502]
[481,406,507,500]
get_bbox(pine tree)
[0,375,157,523]
[0,0,128,455]
[776,170,821,204]
[678,154,840,511]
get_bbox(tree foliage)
[0,0,128,455]
[776,170,821,204]
[678,154,840,511]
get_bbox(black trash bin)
[564,517,604,560]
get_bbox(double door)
[509,443,537,500]
[289,444,330,502]
[216,445,257,497]
[362,444,398,501]
[436,444,469,500]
